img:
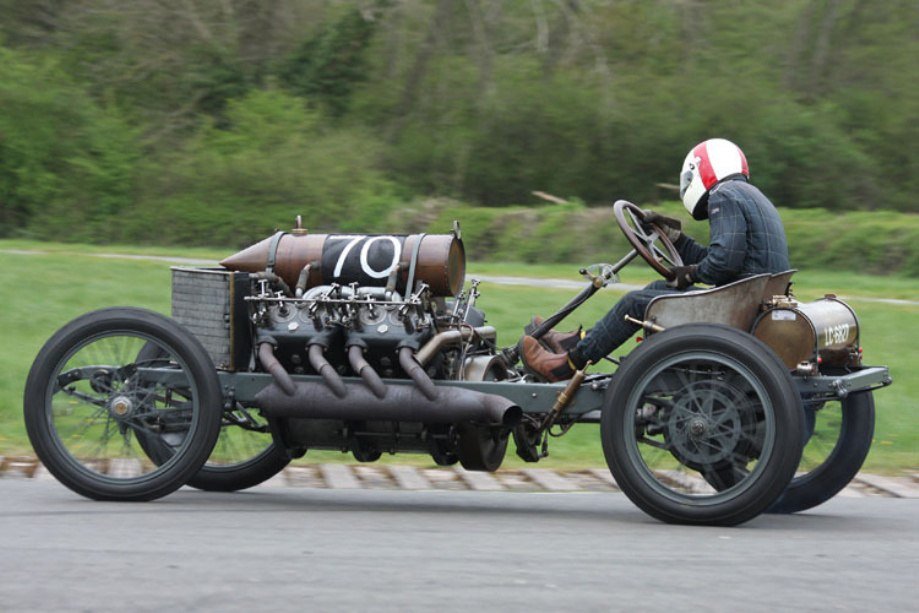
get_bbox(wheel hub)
[689,418,708,437]
[109,395,134,418]
[664,381,744,466]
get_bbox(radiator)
[170,267,251,371]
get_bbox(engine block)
[249,281,438,379]
[168,222,519,468]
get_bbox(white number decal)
[330,235,402,279]
[360,236,401,278]
[823,323,850,346]
[331,235,364,278]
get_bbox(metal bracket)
[405,233,426,295]
[265,231,287,274]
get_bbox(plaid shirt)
[675,177,790,286]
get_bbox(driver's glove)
[667,264,698,290]
[642,210,683,243]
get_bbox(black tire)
[141,423,291,492]
[768,391,875,514]
[23,307,222,501]
[133,342,290,492]
[601,324,803,526]
[187,443,291,491]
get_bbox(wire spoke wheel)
[768,390,875,513]
[47,335,195,477]
[625,355,771,503]
[24,308,222,501]
[139,402,289,491]
[133,343,290,491]
[601,325,802,526]
[206,406,277,467]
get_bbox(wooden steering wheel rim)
[613,200,684,280]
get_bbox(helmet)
[679,138,749,219]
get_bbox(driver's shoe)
[529,316,583,354]
[520,336,574,382]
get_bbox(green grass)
[2,240,916,472]
[0,238,229,261]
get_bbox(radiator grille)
[171,267,249,370]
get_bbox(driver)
[522,138,790,381]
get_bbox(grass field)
[1,239,916,472]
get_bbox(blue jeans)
[574,280,691,362]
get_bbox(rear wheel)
[23,308,222,501]
[768,390,875,514]
[601,325,803,526]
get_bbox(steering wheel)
[613,200,683,280]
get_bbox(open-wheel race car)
[23,202,892,525]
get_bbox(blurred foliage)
[126,88,397,247]
[0,0,916,266]
[279,6,379,116]
[0,46,139,238]
[411,199,919,277]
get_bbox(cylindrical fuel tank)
[220,231,465,296]
[752,297,859,369]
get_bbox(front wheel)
[23,308,223,501]
[133,339,290,492]
[601,325,803,526]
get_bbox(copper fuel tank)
[220,226,465,297]
[752,296,860,369]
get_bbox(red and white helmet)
[679,138,749,219]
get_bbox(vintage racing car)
[23,201,892,525]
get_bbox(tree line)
[0,0,916,246]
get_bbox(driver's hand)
[667,264,698,290]
[642,210,683,243]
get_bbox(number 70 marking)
[330,235,402,279]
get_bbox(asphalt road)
[1,479,916,612]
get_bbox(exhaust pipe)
[415,326,496,367]
[308,344,347,398]
[398,347,438,401]
[258,343,296,397]
[348,345,387,399]
[255,380,522,428]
